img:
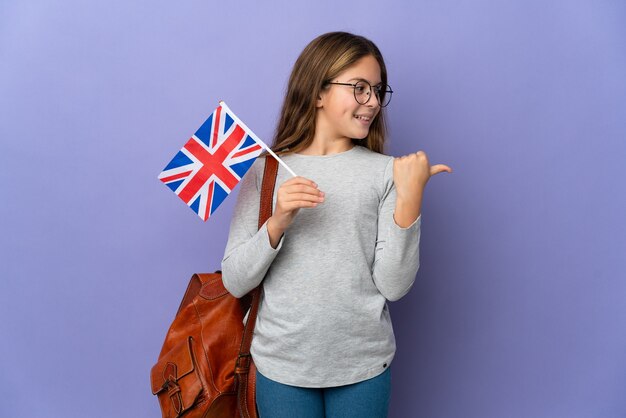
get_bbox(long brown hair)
[261,32,389,158]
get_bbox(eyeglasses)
[325,80,393,107]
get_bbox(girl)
[222,31,452,418]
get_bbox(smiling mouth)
[353,114,372,122]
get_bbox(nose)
[366,91,379,108]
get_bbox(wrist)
[267,215,285,240]
[394,198,422,228]
[268,215,283,232]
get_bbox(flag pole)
[219,101,297,178]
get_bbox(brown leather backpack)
[150,155,278,418]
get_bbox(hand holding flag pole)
[158,101,297,221]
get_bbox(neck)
[297,113,354,156]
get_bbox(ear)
[316,86,326,109]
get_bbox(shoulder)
[237,155,268,193]
[355,145,393,165]
[353,145,394,177]
[349,146,396,198]
[250,154,268,174]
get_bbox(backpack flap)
[150,336,204,416]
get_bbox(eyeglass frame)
[323,79,394,107]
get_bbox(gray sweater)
[221,144,421,387]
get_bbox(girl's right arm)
[221,158,323,298]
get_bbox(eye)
[354,81,368,94]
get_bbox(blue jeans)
[255,366,392,418]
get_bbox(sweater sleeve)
[371,158,421,301]
[221,158,285,298]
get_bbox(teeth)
[354,115,371,121]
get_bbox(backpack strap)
[259,155,279,230]
[238,155,279,363]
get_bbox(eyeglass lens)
[354,81,392,107]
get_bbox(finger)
[430,164,453,175]
[284,183,324,197]
[280,178,322,197]
[284,191,325,203]
[286,183,322,193]
[283,176,318,188]
[282,199,322,211]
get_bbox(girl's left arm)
[372,153,452,301]
[371,159,422,301]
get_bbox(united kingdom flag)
[158,102,266,221]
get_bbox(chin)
[355,131,370,140]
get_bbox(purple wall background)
[1,1,625,417]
